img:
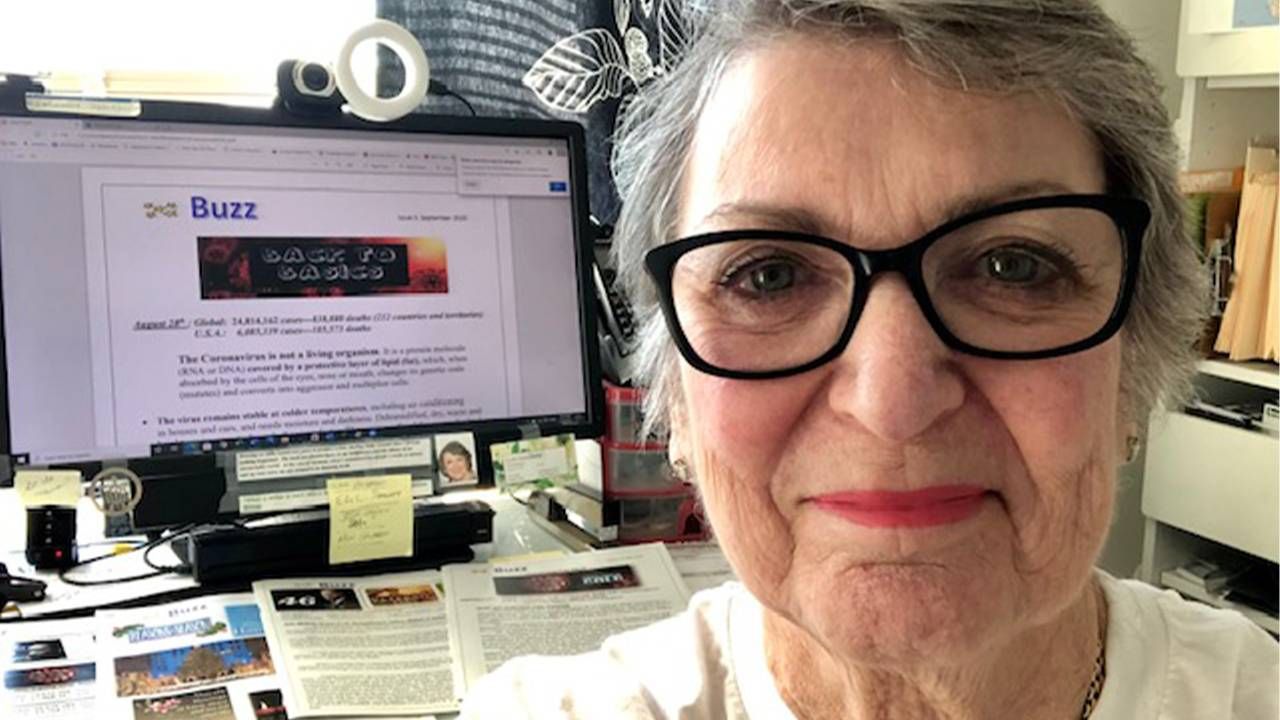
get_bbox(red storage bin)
[604,381,666,447]
[601,441,682,497]
[617,487,709,544]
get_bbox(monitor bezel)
[0,96,605,475]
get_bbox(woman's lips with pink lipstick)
[810,485,990,528]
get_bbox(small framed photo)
[434,432,479,489]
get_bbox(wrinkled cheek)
[1008,449,1115,588]
[677,368,818,602]
[693,444,797,598]
[982,347,1120,579]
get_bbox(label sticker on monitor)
[25,93,142,117]
[235,437,433,483]
[239,478,433,515]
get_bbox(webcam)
[275,60,344,116]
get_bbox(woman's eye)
[717,255,807,298]
[744,261,795,293]
[979,246,1071,286]
[984,249,1046,283]
[721,254,808,297]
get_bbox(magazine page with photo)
[0,616,99,719]
[252,570,456,717]
[93,594,285,720]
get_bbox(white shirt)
[460,571,1279,719]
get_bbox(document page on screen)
[0,117,587,463]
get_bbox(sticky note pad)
[15,470,82,508]
[490,434,578,489]
[326,474,414,565]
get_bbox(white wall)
[0,1,377,104]
[1093,0,1183,579]
[1096,0,1185,118]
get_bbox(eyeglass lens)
[669,206,1127,373]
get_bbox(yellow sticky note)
[326,474,414,565]
[15,470,82,508]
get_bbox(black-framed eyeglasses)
[644,194,1149,380]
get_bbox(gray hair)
[611,0,1207,437]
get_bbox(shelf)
[1205,74,1279,90]
[1143,411,1279,562]
[1197,359,1280,390]
[1160,569,1279,635]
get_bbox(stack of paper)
[3,595,282,720]
[2,542,706,719]
[1172,558,1249,595]
[1,618,98,719]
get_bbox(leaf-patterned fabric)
[377,0,687,226]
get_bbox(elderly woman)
[463,1,1279,717]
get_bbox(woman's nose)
[825,276,966,443]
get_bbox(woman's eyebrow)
[697,179,1082,238]
[698,202,834,235]
[938,180,1083,225]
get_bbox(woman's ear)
[1119,419,1142,465]
[667,400,693,482]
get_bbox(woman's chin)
[784,563,1010,668]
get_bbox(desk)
[0,487,589,620]
[0,483,733,718]
[1,477,733,718]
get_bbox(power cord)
[428,79,476,116]
[142,537,188,574]
[57,524,196,587]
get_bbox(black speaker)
[275,60,344,116]
[26,506,77,570]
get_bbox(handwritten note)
[326,474,414,565]
[15,470,82,508]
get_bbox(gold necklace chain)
[1078,638,1106,718]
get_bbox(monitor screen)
[0,103,602,469]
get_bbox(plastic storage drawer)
[602,442,681,496]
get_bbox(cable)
[57,561,166,587]
[441,89,477,116]
[428,79,477,116]
[57,524,195,587]
[143,540,190,575]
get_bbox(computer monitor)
[0,99,604,480]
